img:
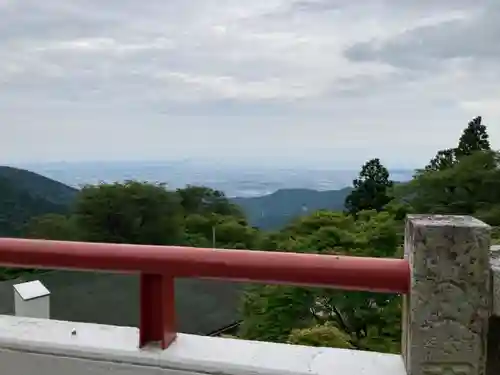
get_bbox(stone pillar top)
[407,214,490,228]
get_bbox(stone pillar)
[487,246,500,374]
[403,215,491,375]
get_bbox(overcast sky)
[1,0,499,168]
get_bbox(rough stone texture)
[487,246,500,374]
[489,246,500,317]
[403,215,491,375]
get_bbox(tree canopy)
[425,116,491,171]
[238,210,402,352]
[425,148,457,172]
[399,151,500,222]
[74,181,184,245]
[344,158,393,215]
[25,181,260,250]
[456,116,490,159]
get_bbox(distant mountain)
[0,165,352,234]
[0,166,77,237]
[232,187,352,230]
[0,166,77,205]
[19,161,414,198]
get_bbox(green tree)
[344,158,393,215]
[177,185,244,219]
[424,116,490,171]
[400,151,500,225]
[425,148,456,172]
[238,210,402,353]
[178,186,258,248]
[287,322,354,349]
[239,284,316,342]
[74,181,184,245]
[184,213,260,249]
[456,116,490,159]
[25,213,80,241]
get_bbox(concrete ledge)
[0,315,406,375]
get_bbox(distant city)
[15,160,415,198]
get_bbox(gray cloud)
[345,1,500,68]
[1,0,500,168]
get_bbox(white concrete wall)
[0,315,406,375]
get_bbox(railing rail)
[0,238,409,349]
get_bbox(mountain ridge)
[0,167,75,236]
[232,187,351,229]
[0,166,78,205]
[0,165,350,234]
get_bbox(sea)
[20,160,415,198]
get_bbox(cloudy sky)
[1,0,499,168]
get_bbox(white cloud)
[0,0,499,169]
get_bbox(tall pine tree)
[425,148,456,172]
[424,116,490,171]
[455,116,490,158]
[344,158,393,215]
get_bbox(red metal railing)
[0,238,410,349]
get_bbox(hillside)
[232,187,352,230]
[0,166,77,237]
[0,166,77,205]
[0,166,351,234]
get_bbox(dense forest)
[0,166,350,235]
[1,115,498,353]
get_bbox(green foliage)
[344,159,393,215]
[184,213,260,249]
[401,116,497,223]
[74,181,184,245]
[424,116,490,171]
[383,198,413,222]
[0,169,77,280]
[239,115,497,354]
[402,151,500,224]
[22,180,261,251]
[288,322,354,348]
[0,175,70,237]
[25,214,80,241]
[425,148,456,172]
[238,210,402,353]
[178,185,244,219]
[0,166,77,205]
[239,284,315,342]
[175,185,261,249]
[456,116,490,159]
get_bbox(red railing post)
[139,273,176,349]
